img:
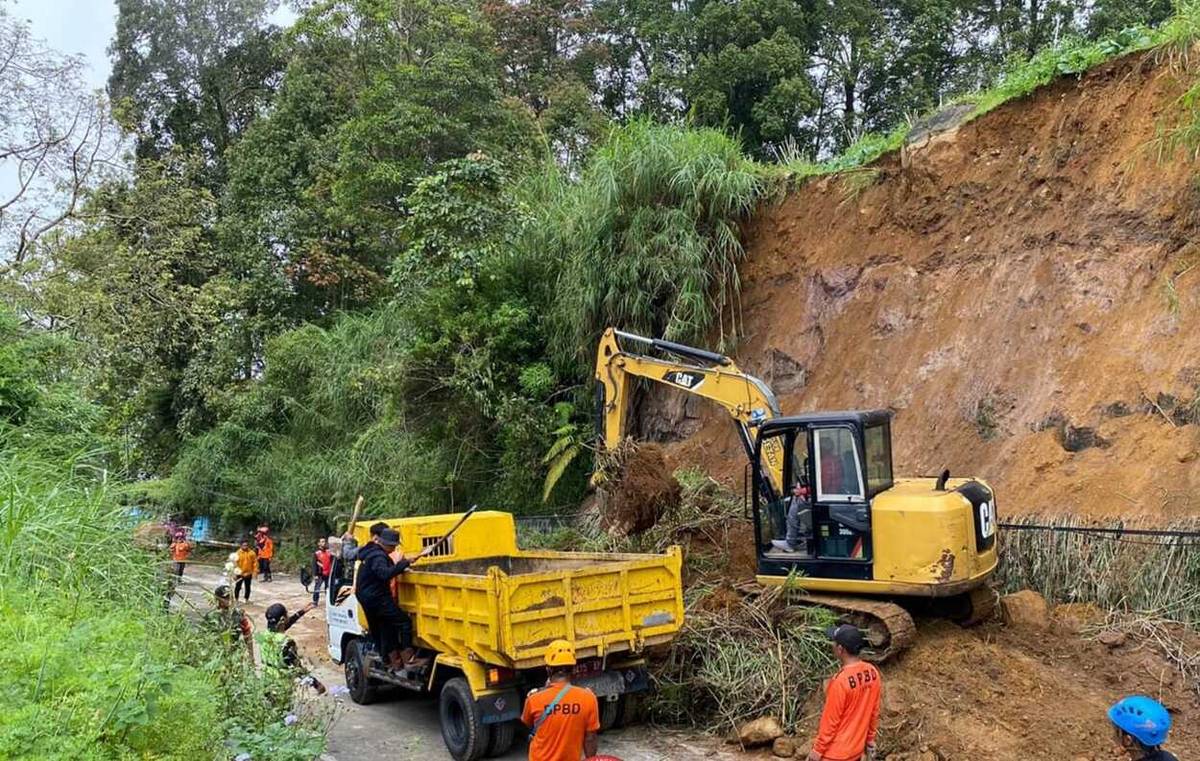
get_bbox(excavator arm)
[594,328,786,499]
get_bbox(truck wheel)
[483,719,517,757]
[344,639,378,705]
[599,697,620,731]
[440,677,490,761]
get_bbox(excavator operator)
[772,433,814,555]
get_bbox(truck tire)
[483,719,517,757]
[344,639,379,705]
[599,696,620,731]
[440,677,491,761]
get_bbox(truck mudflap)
[477,690,522,725]
[575,666,649,698]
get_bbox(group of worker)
[205,582,326,694]
[180,521,1181,761]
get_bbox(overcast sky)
[7,0,296,90]
[8,0,117,88]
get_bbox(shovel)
[413,505,478,562]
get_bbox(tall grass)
[544,121,765,369]
[997,515,1200,625]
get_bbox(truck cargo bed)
[369,512,684,669]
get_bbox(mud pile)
[867,611,1200,759]
[649,51,1200,521]
[592,443,682,537]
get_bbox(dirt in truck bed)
[636,49,1200,524]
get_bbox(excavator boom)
[594,328,786,497]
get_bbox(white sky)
[7,0,116,88]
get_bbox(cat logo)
[663,371,704,390]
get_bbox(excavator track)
[735,582,918,663]
[794,594,917,663]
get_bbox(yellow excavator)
[595,327,999,659]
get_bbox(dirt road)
[176,564,736,761]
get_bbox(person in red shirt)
[312,537,332,605]
[808,624,881,761]
[521,640,600,761]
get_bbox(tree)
[220,0,536,320]
[39,155,247,469]
[684,0,820,155]
[1,9,121,266]
[107,0,283,175]
[483,0,609,164]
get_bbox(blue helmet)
[1108,696,1171,747]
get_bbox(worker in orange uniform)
[521,640,600,761]
[807,624,881,761]
[169,530,193,579]
[255,525,274,582]
[234,538,258,601]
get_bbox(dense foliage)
[3,0,1194,531]
[0,308,323,759]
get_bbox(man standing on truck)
[807,625,881,761]
[355,527,434,669]
[521,640,600,761]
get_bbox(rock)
[737,716,784,747]
[1002,590,1050,629]
[1178,450,1198,464]
[1097,630,1127,648]
[772,737,797,757]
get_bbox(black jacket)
[355,541,412,608]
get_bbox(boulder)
[772,736,797,757]
[738,716,784,747]
[1001,590,1050,629]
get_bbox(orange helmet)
[544,639,576,667]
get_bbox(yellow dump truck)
[324,510,684,761]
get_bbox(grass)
[543,120,766,367]
[770,13,1185,188]
[997,514,1200,626]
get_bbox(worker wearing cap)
[355,527,434,669]
[1108,696,1177,760]
[807,624,881,761]
[257,602,326,694]
[521,640,600,761]
[204,584,254,662]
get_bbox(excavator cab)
[753,411,894,579]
